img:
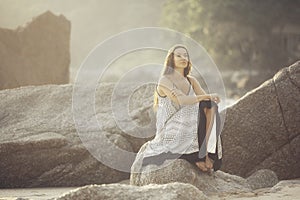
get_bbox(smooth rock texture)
[0,83,155,188]
[0,11,70,90]
[130,159,265,196]
[220,61,300,180]
[56,182,208,200]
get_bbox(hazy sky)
[0,0,165,73]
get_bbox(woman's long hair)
[153,44,192,111]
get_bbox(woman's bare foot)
[196,161,208,172]
[205,155,214,169]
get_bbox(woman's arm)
[187,75,206,95]
[157,76,212,105]
[188,75,221,103]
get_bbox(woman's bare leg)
[204,106,216,169]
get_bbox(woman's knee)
[204,106,216,114]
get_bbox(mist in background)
[1,0,299,99]
[0,0,166,82]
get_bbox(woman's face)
[173,48,189,69]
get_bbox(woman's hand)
[196,93,220,103]
[199,93,220,103]
[209,93,221,104]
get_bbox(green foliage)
[161,0,300,73]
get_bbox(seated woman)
[131,44,222,173]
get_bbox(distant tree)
[161,0,300,76]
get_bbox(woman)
[131,44,222,173]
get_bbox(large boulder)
[0,11,70,90]
[221,61,300,179]
[0,83,155,188]
[56,182,208,200]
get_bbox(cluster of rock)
[0,61,299,198]
[56,162,299,200]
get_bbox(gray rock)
[220,61,300,180]
[269,179,300,193]
[211,179,300,199]
[2,60,299,188]
[130,159,252,196]
[0,11,70,90]
[0,83,155,188]
[55,182,208,200]
[246,169,278,189]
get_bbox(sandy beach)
[0,187,76,200]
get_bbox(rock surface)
[1,61,299,188]
[130,159,279,196]
[0,11,70,90]
[56,182,208,200]
[217,179,300,200]
[220,61,300,180]
[0,83,155,188]
[246,169,279,190]
[0,179,299,200]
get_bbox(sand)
[0,187,76,200]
